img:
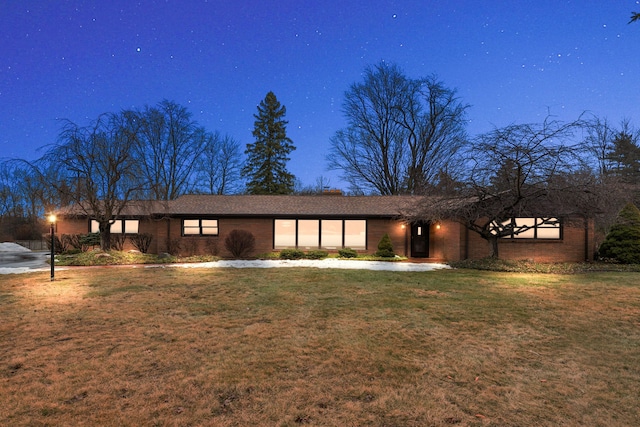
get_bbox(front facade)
[56,194,595,263]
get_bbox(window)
[321,220,342,249]
[493,217,561,240]
[182,219,219,236]
[273,219,367,250]
[274,219,296,247]
[344,220,366,249]
[298,220,319,248]
[90,219,139,234]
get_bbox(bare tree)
[407,117,596,258]
[327,62,469,195]
[193,131,243,195]
[295,175,333,194]
[0,160,63,240]
[134,100,208,200]
[38,112,144,250]
[582,115,615,177]
[400,76,469,194]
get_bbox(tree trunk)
[488,236,499,258]
[98,221,112,251]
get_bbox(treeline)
[1,61,640,246]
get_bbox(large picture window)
[274,219,367,250]
[182,219,219,236]
[274,219,296,247]
[90,219,139,234]
[494,217,561,240]
[344,220,367,248]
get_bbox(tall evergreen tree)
[243,92,296,194]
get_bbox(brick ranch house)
[55,194,595,262]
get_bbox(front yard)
[1,267,639,426]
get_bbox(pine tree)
[375,233,396,258]
[243,92,296,194]
[599,203,640,264]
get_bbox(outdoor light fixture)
[48,214,56,281]
[436,223,441,230]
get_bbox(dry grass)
[1,267,639,426]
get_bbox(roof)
[165,195,418,217]
[57,195,420,218]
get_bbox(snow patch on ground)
[166,258,451,272]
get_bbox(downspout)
[167,217,171,254]
[405,222,409,257]
[584,216,590,262]
[464,225,469,260]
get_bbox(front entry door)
[411,222,430,258]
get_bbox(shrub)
[166,237,182,256]
[224,229,256,258]
[130,233,153,253]
[599,203,640,264]
[111,234,127,251]
[279,248,305,259]
[80,233,101,250]
[45,234,66,254]
[181,238,199,256]
[305,250,329,259]
[62,234,82,251]
[375,233,395,257]
[204,237,220,256]
[338,247,358,258]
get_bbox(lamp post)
[48,214,56,281]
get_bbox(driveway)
[0,242,50,274]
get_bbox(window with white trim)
[90,219,139,234]
[182,219,219,236]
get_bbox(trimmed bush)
[305,250,329,260]
[80,233,101,249]
[224,229,256,258]
[375,233,395,257]
[599,203,640,264]
[338,247,358,258]
[279,248,305,259]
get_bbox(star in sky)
[1,1,639,188]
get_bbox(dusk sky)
[2,1,639,188]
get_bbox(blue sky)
[2,1,639,188]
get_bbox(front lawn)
[1,268,639,426]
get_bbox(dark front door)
[411,221,430,258]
